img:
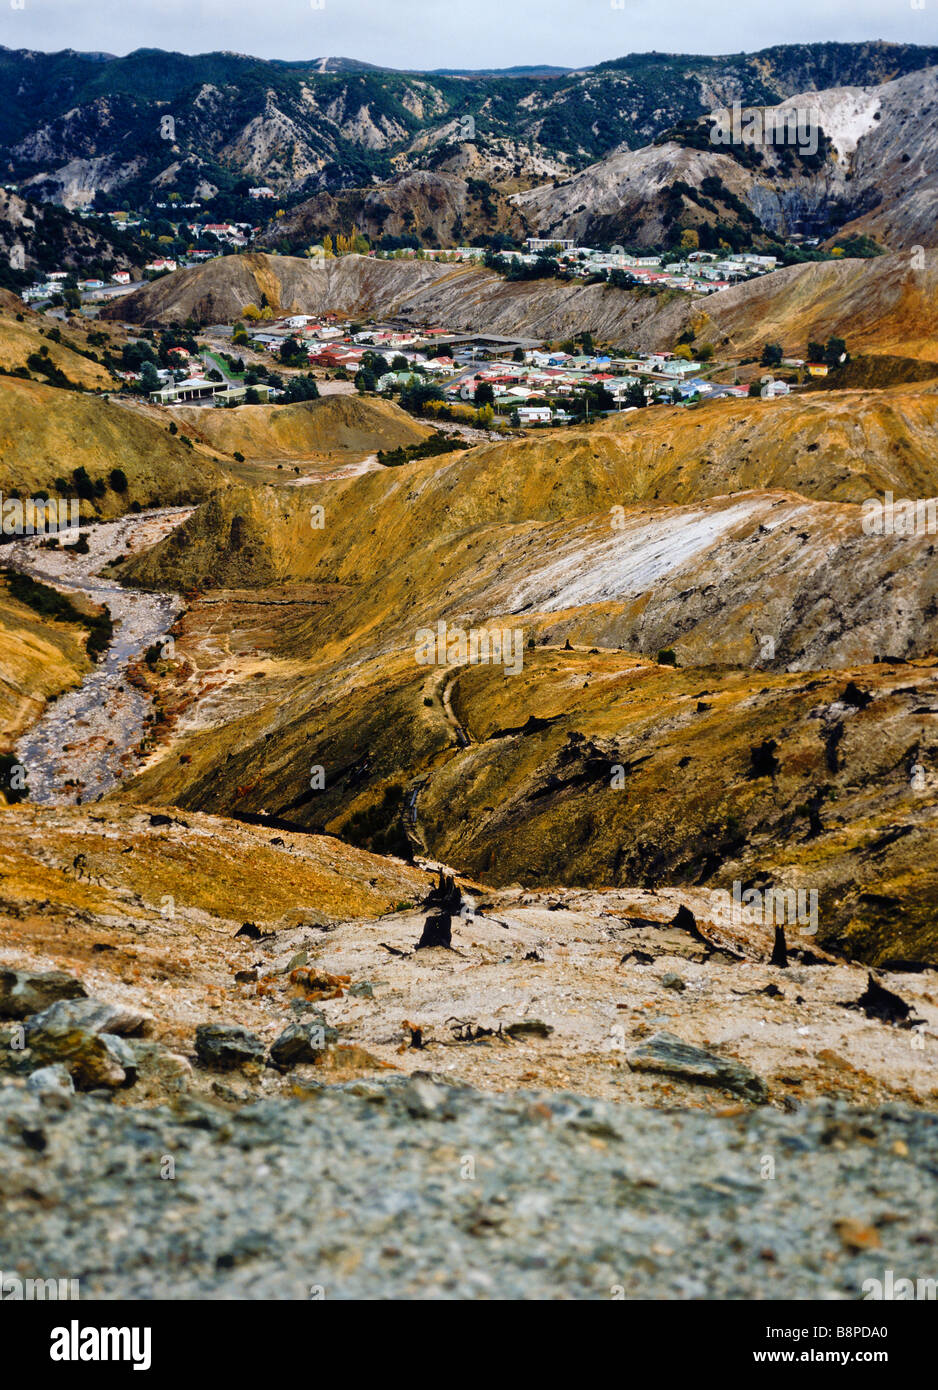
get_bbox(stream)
[2,508,189,805]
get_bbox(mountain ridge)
[5,40,938,206]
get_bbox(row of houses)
[514,241,779,295]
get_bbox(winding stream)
[3,508,189,805]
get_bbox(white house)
[517,405,552,424]
[760,377,791,399]
[525,237,574,252]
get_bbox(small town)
[119,306,824,423]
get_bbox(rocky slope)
[0,188,143,292]
[513,66,938,251]
[102,249,671,339]
[4,1072,936,1299]
[262,169,528,256]
[0,798,935,1298]
[0,802,935,1106]
[682,251,938,362]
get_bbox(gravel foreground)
[2,1074,937,1300]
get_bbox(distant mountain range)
[513,64,938,251]
[2,39,937,209]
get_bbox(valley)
[2,29,938,1308]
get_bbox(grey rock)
[0,968,86,1020]
[195,1024,266,1071]
[627,1031,768,1102]
[100,1035,138,1087]
[27,997,153,1039]
[23,996,152,1089]
[128,1041,192,1098]
[398,1076,447,1118]
[27,1027,131,1090]
[269,1018,338,1069]
[26,1064,74,1101]
[660,972,686,992]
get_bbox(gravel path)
[1,1074,935,1299]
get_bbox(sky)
[1,0,936,70]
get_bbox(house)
[111,271,131,284]
[145,258,177,273]
[760,377,791,399]
[150,376,271,405]
[525,237,574,253]
[659,359,702,376]
[806,363,828,377]
[517,406,552,424]
[377,371,422,391]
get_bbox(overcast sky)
[1,0,936,70]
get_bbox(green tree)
[279,337,306,365]
[140,361,161,394]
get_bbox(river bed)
[3,508,189,805]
